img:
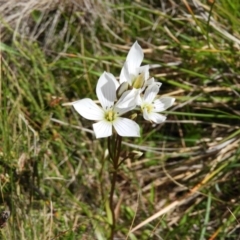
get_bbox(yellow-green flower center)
[105,110,117,122]
[142,103,153,113]
[132,72,144,89]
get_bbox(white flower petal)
[113,117,140,137]
[93,121,112,138]
[120,61,131,84]
[114,107,130,116]
[143,110,167,124]
[138,94,143,106]
[153,97,175,112]
[135,65,150,81]
[73,98,104,120]
[142,108,151,121]
[136,93,142,106]
[146,77,155,86]
[96,72,118,109]
[115,89,138,110]
[126,41,144,73]
[144,83,161,103]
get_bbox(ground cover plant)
[0,0,240,239]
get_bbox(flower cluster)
[72,42,175,138]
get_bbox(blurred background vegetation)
[0,0,240,239]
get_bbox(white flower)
[72,72,140,138]
[140,82,175,124]
[120,41,154,91]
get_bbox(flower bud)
[117,82,130,99]
[129,113,137,120]
[132,72,144,89]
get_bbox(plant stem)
[108,134,122,239]
[109,166,117,240]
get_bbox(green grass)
[0,0,240,239]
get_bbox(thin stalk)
[108,136,114,163]
[108,134,122,239]
[109,166,117,240]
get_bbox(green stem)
[108,134,122,239]
[109,167,117,240]
[108,136,114,163]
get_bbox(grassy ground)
[0,0,240,239]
